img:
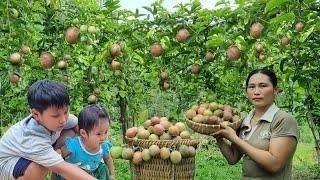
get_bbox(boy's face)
[32,106,69,132]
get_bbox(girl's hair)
[246,69,277,88]
[78,104,110,132]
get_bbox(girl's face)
[82,119,109,150]
[247,73,277,109]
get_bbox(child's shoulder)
[65,136,80,146]
[101,141,113,155]
[101,140,112,147]
[65,136,82,153]
[2,115,48,140]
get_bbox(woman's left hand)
[211,123,237,141]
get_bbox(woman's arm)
[216,137,243,165]
[213,123,297,173]
[103,156,115,180]
[232,135,296,173]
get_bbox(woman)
[213,69,299,179]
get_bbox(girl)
[213,69,299,179]
[57,104,115,180]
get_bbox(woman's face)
[246,73,277,109]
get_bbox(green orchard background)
[0,0,319,166]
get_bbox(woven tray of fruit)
[185,102,243,135]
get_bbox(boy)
[0,80,96,180]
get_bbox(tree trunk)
[119,95,128,143]
[306,96,320,166]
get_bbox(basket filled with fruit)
[111,116,201,180]
[185,102,243,135]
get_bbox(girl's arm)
[59,145,72,158]
[103,156,115,180]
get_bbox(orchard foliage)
[0,0,320,154]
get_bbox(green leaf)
[133,53,144,65]
[208,26,225,35]
[142,6,153,14]
[235,0,246,5]
[280,59,286,72]
[46,0,51,6]
[265,0,290,13]
[33,1,46,13]
[299,26,314,42]
[212,8,231,17]
[119,90,126,98]
[311,110,320,117]
[191,0,201,11]
[146,29,154,38]
[134,8,145,18]
[297,77,310,89]
[314,21,320,31]
[215,0,227,7]
[235,35,247,49]
[152,5,157,15]
[269,12,295,25]
[205,35,224,48]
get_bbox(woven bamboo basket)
[185,117,243,135]
[131,157,195,180]
[125,137,201,180]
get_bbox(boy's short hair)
[27,80,69,113]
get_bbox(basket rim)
[184,113,244,128]
[125,136,201,144]
[184,114,244,135]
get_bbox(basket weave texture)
[131,157,195,180]
[186,118,243,135]
[125,137,200,180]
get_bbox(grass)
[194,145,242,180]
[293,142,319,179]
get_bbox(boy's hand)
[49,161,96,180]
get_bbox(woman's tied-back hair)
[78,104,110,132]
[246,69,277,88]
[27,80,69,113]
